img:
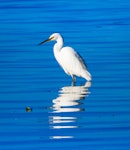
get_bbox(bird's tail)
[82,70,92,81]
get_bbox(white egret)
[39,33,92,82]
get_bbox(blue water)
[0,0,130,149]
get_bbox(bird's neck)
[54,37,63,52]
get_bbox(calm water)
[0,0,130,149]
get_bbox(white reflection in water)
[52,81,91,113]
[49,82,91,139]
[50,136,74,139]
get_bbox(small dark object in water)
[26,106,32,112]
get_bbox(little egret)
[39,33,92,82]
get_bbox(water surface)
[0,0,130,150]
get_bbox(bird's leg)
[72,76,76,82]
[71,75,76,86]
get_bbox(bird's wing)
[74,51,88,70]
[60,47,88,76]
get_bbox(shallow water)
[0,0,130,150]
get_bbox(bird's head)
[38,33,61,45]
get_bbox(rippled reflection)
[49,81,91,139]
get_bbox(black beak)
[38,38,51,45]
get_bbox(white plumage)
[39,33,92,82]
